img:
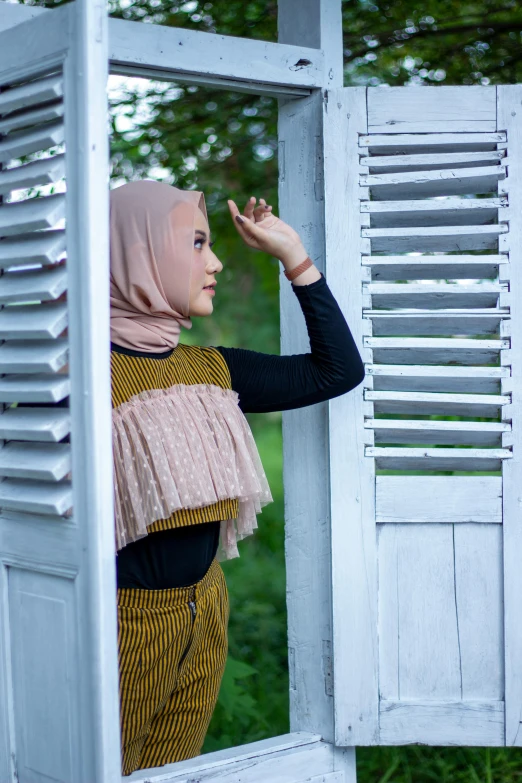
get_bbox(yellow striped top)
[111,343,239,533]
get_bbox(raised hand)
[227,196,306,263]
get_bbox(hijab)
[109,179,208,352]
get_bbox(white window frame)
[0,1,357,781]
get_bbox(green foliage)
[343,0,522,86]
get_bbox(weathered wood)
[0,407,70,442]
[278,0,342,89]
[279,94,335,739]
[368,447,510,472]
[0,195,66,238]
[0,339,68,374]
[0,3,324,97]
[363,197,505,229]
[0,100,64,135]
[376,476,502,524]
[359,150,505,172]
[367,339,505,367]
[367,389,507,418]
[367,363,507,394]
[360,132,506,153]
[365,168,505,200]
[110,20,324,96]
[498,85,522,746]
[0,156,66,197]
[364,224,506,253]
[378,525,462,700]
[325,88,378,746]
[367,86,497,133]
[367,419,509,447]
[0,478,72,516]
[379,700,504,745]
[0,442,71,481]
[0,374,69,404]
[362,255,504,281]
[366,311,505,337]
[365,284,505,309]
[0,229,66,267]
[63,4,122,778]
[454,524,504,699]
[0,121,64,164]
[0,266,67,304]
[129,734,335,783]
[0,72,63,114]
[0,303,67,340]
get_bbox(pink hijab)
[110,180,208,352]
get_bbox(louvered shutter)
[325,87,522,747]
[0,5,121,782]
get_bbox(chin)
[190,300,213,317]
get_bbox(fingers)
[227,197,273,226]
[239,196,256,222]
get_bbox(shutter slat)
[363,167,505,200]
[0,374,70,403]
[366,311,505,337]
[0,74,63,115]
[0,478,72,516]
[0,407,70,442]
[0,194,65,237]
[367,447,510,472]
[366,419,510,447]
[368,345,505,367]
[365,283,505,309]
[0,100,64,135]
[359,132,507,153]
[0,302,67,339]
[360,150,505,172]
[0,442,71,480]
[0,155,65,197]
[363,198,505,228]
[360,165,506,187]
[0,339,68,373]
[363,225,506,253]
[0,230,65,268]
[367,389,506,417]
[363,255,503,281]
[0,121,64,163]
[0,266,67,304]
[367,364,507,394]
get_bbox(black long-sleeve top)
[116,274,365,590]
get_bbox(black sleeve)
[213,274,365,414]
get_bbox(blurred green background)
[18,0,522,778]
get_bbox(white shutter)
[326,87,522,746]
[0,4,121,782]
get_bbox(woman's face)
[188,207,223,317]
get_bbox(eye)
[194,238,204,249]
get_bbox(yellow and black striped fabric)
[118,558,229,775]
[111,343,239,531]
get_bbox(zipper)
[179,587,197,668]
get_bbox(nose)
[208,251,223,274]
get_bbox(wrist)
[279,244,309,271]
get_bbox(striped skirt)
[117,559,229,776]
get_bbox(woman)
[110,180,364,775]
